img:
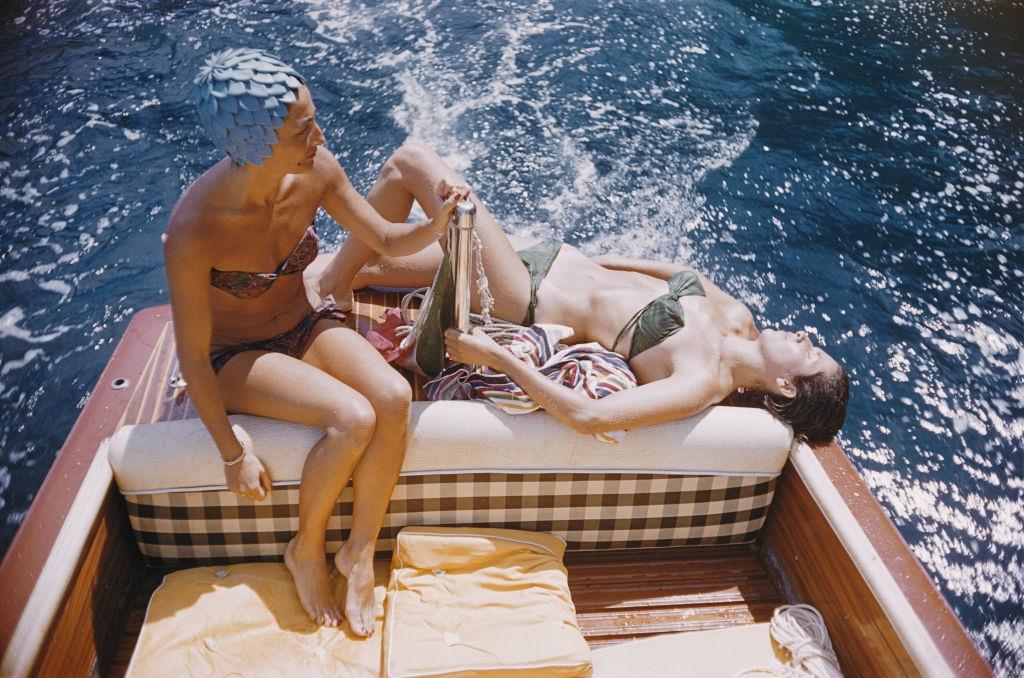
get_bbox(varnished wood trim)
[32,485,144,677]
[759,444,990,677]
[759,459,918,675]
[0,306,170,670]
[806,443,989,676]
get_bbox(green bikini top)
[612,270,707,361]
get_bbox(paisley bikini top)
[210,225,319,300]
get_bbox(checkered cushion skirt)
[124,472,778,567]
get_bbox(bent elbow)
[568,409,602,436]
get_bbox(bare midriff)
[533,242,756,385]
[208,278,313,351]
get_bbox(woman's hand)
[444,328,508,369]
[435,177,471,202]
[224,452,273,501]
[430,178,473,237]
[303,270,327,309]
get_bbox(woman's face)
[265,85,324,173]
[759,328,839,392]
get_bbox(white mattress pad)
[108,401,793,494]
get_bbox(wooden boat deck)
[103,287,781,673]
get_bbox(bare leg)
[321,151,428,306]
[217,348,378,630]
[328,144,533,322]
[300,320,412,637]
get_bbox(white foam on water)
[0,349,44,377]
[300,0,751,267]
[0,308,69,344]
[37,280,72,301]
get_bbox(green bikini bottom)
[515,240,562,326]
[612,270,706,361]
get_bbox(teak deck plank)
[567,546,779,645]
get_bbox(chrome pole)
[450,199,477,333]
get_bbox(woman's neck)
[223,159,287,209]
[721,335,772,393]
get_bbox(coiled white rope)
[739,605,843,678]
[471,229,495,324]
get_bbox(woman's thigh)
[300,320,412,412]
[354,233,536,287]
[216,349,374,431]
[391,146,532,320]
[352,241,446,290]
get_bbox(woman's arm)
[591,254,692,280]
[444,329,720,435]
[164,226,271,500]
[320,152,458,257]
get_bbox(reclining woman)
[317,144,849,447]
[163,51,463,635]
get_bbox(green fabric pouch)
[413,249,456,377]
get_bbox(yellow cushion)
[127,562,387,678]
[384,526,593,678]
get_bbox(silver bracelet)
[223,447,246,466]
[223,428,252,467]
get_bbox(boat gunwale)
[0,305,171,674]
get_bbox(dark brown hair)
[730,366,849,447]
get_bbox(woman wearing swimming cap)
[318,144,849,448]
[163,49,463,635]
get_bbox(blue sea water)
[0,0,1021,671]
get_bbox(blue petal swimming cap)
[194,48,305,166]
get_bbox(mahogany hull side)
[759,445,990,677]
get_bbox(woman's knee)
[392,143,453,178]
[319,395,377,445]
[368,374,413,418]
[391,142,429,167]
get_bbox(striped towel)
[423,324,638,444]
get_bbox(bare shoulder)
[311,146,348,184]
[163,166,227,264]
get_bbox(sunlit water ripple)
[0,0,1020,671]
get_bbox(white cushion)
[108,402,792,494]
[591,623,784,677]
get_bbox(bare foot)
[285,537,343,627]
[334,542,377,637]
